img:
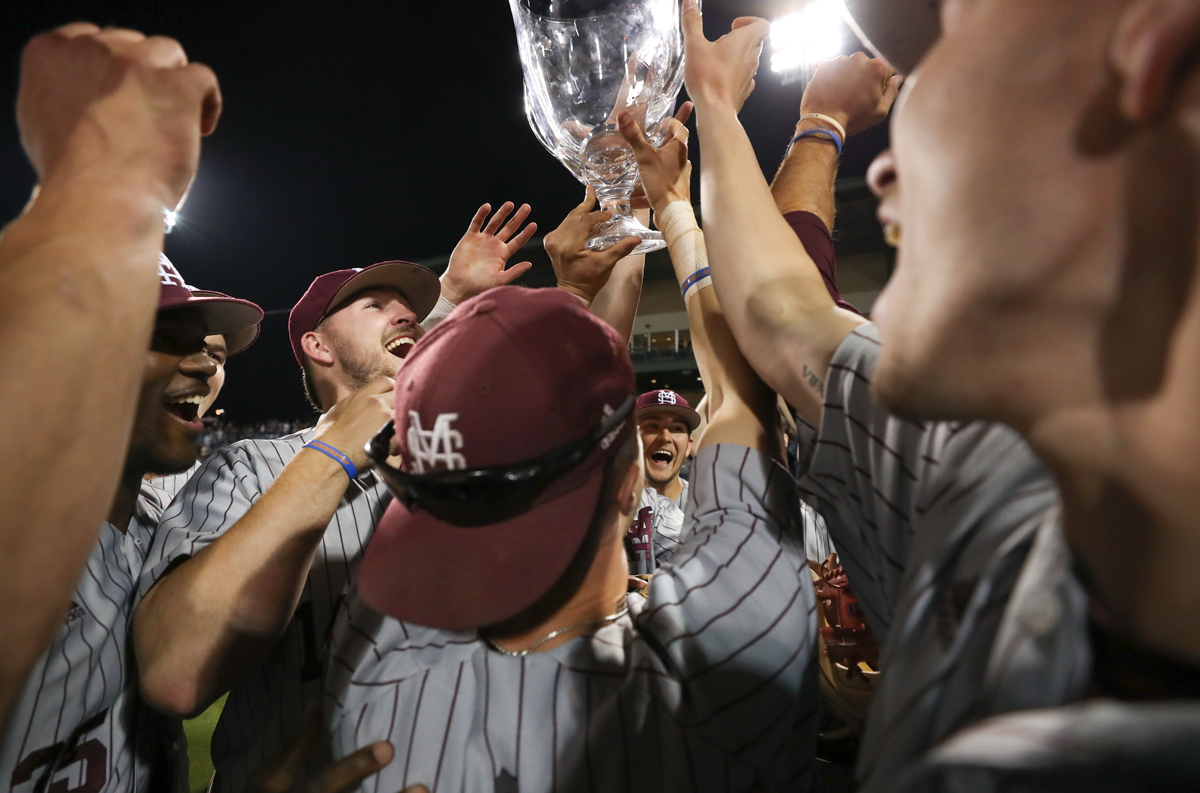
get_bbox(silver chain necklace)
[481,603,630,657]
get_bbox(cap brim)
[326,262,441,324]
[636,404,701,433]
[159,295,264,345]
[186,290,262,355]
[358,471,604,631]
[842,0,941,76]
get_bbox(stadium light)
[770,0,852,85]
[164,209,179,234]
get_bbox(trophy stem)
[586,194,666,255]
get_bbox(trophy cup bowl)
[509,0,687,254]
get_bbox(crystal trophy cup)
[509,0,687,254]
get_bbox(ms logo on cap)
[657,390,677,405]
[158,253,194,290]
[407,412,466,473]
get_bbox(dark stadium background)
[0,1,889,424]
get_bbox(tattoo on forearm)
[803,365,825,396]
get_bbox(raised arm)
[134,379,394,717]
[618,110,778,453]
[544,188,643,329]
[680,1,866,426]
[423,201,538,330]
[0,25,219,723]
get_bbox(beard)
[330,331,399,390]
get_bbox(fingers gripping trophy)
[509,0,688,254]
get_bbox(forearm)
[770,126,841,229]
[697,104,863,424]
[0,177,164,721]
[135,450,350,715]
[658,202,779,457]
[587,211,649,342]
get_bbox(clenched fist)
[17,23,221,210]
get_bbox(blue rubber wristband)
[304,440,358,480]
[680,267,712,299]
[789,127,843,157]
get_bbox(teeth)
[385,337,416,352]
[170,395,205,405]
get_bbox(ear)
[301,330,335,366]
[1112,0,1200,121]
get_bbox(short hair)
[483,427,640,636]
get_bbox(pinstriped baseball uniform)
[638,482,687,568]
[145,461,201,502]
[795,325,1108,792]
[138,429,393,793]
[326,444,820,793]
[1,484,183,793]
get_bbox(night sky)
[0,1,887,423]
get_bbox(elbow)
[138,661,211,719]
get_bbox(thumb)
[681,0,706,44]
[501,261,533,283]
[882,74,903,111]
[608,236,643,262]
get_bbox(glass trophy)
[509,0,688,254]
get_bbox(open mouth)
[649,449,674,465]
[164,394,204,425]
[385,336,416,359]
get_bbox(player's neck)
[1026,307,1200,664]
[652,474,685,501]
[487,523,629,655]
[107,466,146,533]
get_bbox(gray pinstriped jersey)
[797,325,1124,792]
[327,445,820,793]
[138,429,393,793]
[638,481,687,568]
[144,461,201,502]
[0,485,180,793]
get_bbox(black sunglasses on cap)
[365,394,635,527]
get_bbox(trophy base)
[586,214,667,255]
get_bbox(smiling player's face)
[320,288,425,388]
[638,410,690,489]
[126,308,215,477]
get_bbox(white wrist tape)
[799,113,847,141]
[655,201,712,301]
[420,294,458,332]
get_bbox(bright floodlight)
[164,209,179,234]
[770,0,849,83]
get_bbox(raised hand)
[799,53,901,138]
[629,101,694,211]
[681,0,772,114]
[17,23,221,210]
[441,202,538,305]
[246,704,393,793]
[619,107,693,216]
[544,188,642,305]
[312,376,395,472]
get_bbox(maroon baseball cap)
[287,261,440,366]
[157,254,263,351]
[635,389,701,432]
[358,286,636,630]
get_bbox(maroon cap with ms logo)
[358,286,636,630]
[157,254,263,354]
[634,389,700,432]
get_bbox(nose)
[867,149,897,199]
[180,350,218,379]
[388,300,417,327]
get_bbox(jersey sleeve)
[783,210,862,316]
[137,444,264,601]
[638,444,818,787]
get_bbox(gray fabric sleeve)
[137,445,263,601]
[640,444,819,787]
